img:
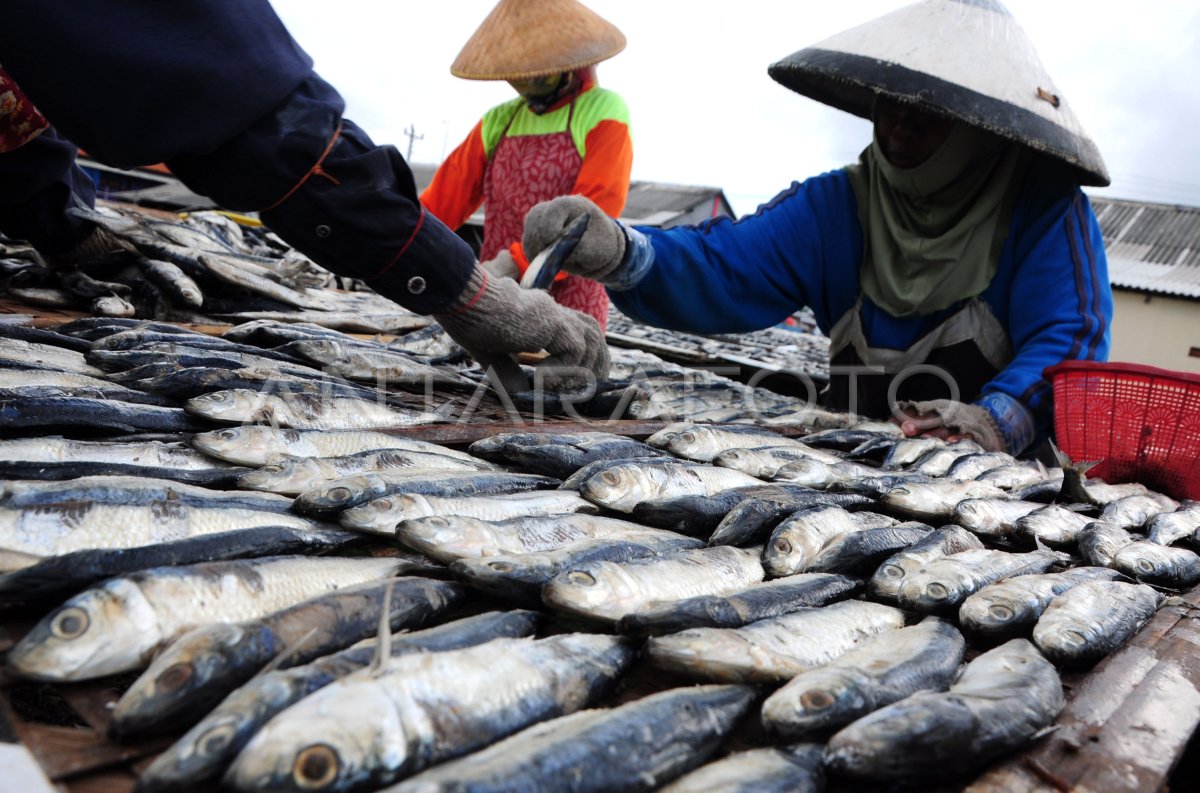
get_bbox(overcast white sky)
[273,1,1200,216]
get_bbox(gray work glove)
[435,265,610,392]
[897,399,1006,453]
[41,226,133,271]
[481,249,521,282]
[522,196,627,283]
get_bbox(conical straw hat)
[451,0,626,81]
[768,0,1109,186]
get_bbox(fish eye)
[1135,559,1155,574]
[600,471,621,485]
[879,564,904,579]
[429,517,449,527]
[327,487,351,502]
[372,498,393,510]
[1062,630,1087,648]
[50,607,90,639]
[294,743,341,789]
[487,562,514,573]
[772,538,792,555]
[988,604,1015,622]
[157,663,193,692]
[199,723,235,756]
[800,690,835,711]
[567,571,596,586]
[218,429,238,440]
[723,451,741,460]
[925,583,949,601]
[680,432,697,444]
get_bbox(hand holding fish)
[522,195,627,283]
[893,399,1005,452]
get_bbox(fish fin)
[371,579,397,676]
[257,626,319,677]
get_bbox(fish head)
[238,456,324,494]
[301,475,378,513]
[867,557,917,600]
[763,666,876,736]
[398,516,501,560]
[542,561,639,622]
[193,426,287,466]
[341,495,426,534]
[6,579,160,681]
[110,623,271,739]
[957,590,1038,636]
[293,340,343,364]
[663,428,716,461]
[579,465,652,512]
[225,680,400,792]
[824,694,977,779]
[773,459,830,486]
[898,567,973,614]
[186,390,270,423]
[952,499,1001,533]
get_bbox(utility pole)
[403,124,424,161]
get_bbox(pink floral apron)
[481,100,610,330]
[0,66,49,153]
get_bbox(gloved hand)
[481,249,520,282]
[522,196,627,283]
[41,225,133,271]
[896,399,1006,452]
[435,265,609,391]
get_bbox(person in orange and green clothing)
[420,0,632,331]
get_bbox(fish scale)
[191,426,475,467]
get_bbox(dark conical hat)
[451,0,626,81]
[768,0,1109,186]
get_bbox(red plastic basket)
[1046,361,1200,500]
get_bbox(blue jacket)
[611,158,1112,450]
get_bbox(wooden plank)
[17,721,173,782]
[965,585,1200,793]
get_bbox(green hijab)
[845,118,1030,317]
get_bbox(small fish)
[943,451,1017,481]
[1111,541,1200,588]
[185,389,440,430]
[4,555,409,681]
[646,600,905,683]
[1033,580,1162,666]
[712,443,842,478]
[191,427,474,467]
[577,459,762,513]
[138,611,541,793]
[1100,493,1180,531]
[657,744,825,793]
[707,490,874,548]
[761,618,965,737]
[0,474,292,513]
[880,436,947,470]
[824,639,1063,781]
[497,434,669,479]
[771,458,878,488]
[109,576,468,739]
[907,439,985,476]
[977,462,1061,492]
[224,634,634,792]
[825,471,935,499]
[629,484,814,537]
[199,253,335,311]
[957,567,1122,638]
[279,339,473,387]
[0,337,105,376]
[236,449,498,495]
[1077,521,1136,567]
[868,526,985,603]
[800,426,902,452]
[340,490,598,535]
[896,549,1066,614]
[880,480,1007,522]
[1147,502,1200,546]
[293,470,558,518]
[139,258,205,307]
[952,498,1045,539]
[617,573,860,636]
[806,522,935,575]
[542,545,764,624]
[386,685,755,793]
[648,423,809,462]
[0,396,201,434]
[762,506,898,577]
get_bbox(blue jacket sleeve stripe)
[1064,193,1107,363]
[1075,195,1109,361]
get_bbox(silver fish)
[185,389,440,430]
[880,437,947,470]
[5,555,406,681]
[225,634,634,792]
[542,545,764,623]
[1077,521,1136,567]
[139,611,540,793]
[761,618,965,737]
[806,522,935,575]
[1033,580,1162,665]
[712,444,842,478]
[762,506,897,577]
[1100,493,1180,530]
[191,427,474,467]
[906,439,985,476]
[657,744,825,793]
[646,599,905,683]
[1111,540,1200,588]
[395,513,681,564]
[282,339,473,386]
[868,526,985,602]
[340,490,598,535]
[386,685,755,793]
[1147,502,1200,546]
[236,449,498,495]
[880,480,1007,522]
[294,470,558,518]
[771,458,878,488]
[199,253,335,311]
[824,639,1063,781]
[977,462,1061,491]
[0,337,104,376]
[896,549,1066,614]
[139,258,205,307]
[647,423,810,462]
[1014,504,1096,547]
[577,459,762,513]
[0,475,292,512]
[952,498,1045,539]
[943,451,1016,481]
[958,567,1122,638]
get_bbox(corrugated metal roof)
[1091,196,1200,299]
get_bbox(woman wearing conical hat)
[421,0,631,331]
[517,0,1114,457]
